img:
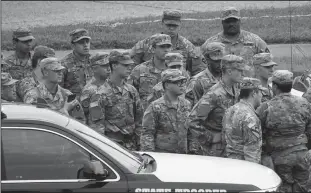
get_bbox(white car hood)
[141,152,281,190]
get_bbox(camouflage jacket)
[60,52,93,98]
[80,77,105,125]
[256,93,311,153]
[202,30,269,76]
[17,72,41,102]
[302,87,311,103]
[223,100,262,163]
[89,78,143,139]
[130,33,206,76]
[3,52,33,80]
[186,80,240,155]
[128,58,165,111]
[185,68,220,107]
[24,82,86,122]
[261,86,273,103]
[141,95,191,153]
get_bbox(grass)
[1,5,311,51]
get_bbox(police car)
[1,103,281,192]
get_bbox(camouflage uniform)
[223,78,264,163]
[186,55,245,157]
[2,27,35,80]
[147,52,190,105]
[186,42,225,106]
[1,72,18,102]
[302,86,311,103]
[201,7,270,77]
[130,10,206,76]
[256,70,311,192]
[141,69,191,153]
[89,50,143,151]
[17,45,56,102]
[60,29,93,99]
[24,58,86,123]
[80,52,110,125]
[129,34,171,111]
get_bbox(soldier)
[24,57,86,123]
[17,45,56,102]
[130,10,206,76]
[202,7,270,77]
[89,50,143,150]
[140,69,191,153]
[80,52,111,125]
[147,52,190,105]
[223,77,264,163]
[1,73,18,103]
[128,34,171,111]
[252,53,276,103]
[60,28,93,99]
[186,55,246,157]
[303,85,311,103]
[186,42,225,107]
[3,27,35,80]
[256,70,311,192]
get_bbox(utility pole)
[289,0,293,72]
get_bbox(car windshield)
[66,119,143,173]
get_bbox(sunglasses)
[167,79,187,86]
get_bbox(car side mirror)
[78,160,109,180]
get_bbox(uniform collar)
[37,83,62,102]
[219,30,245,44]
[107,78,128,94]
[72,51,91,66]
[239,99,256,112]
[219,79,237,97]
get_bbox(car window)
[2,128,116,181]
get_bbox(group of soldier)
[2,6,311,192]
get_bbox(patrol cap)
[12,27,35,41]
[165,53,183,67]
[201,42,225,61]
[150,34,172,47]
[221,7,241,21]
[1,72,18,86]
[271,70,293,85]
[162,10,182,25]
[253,53,277,67]
[33,45,56,59]
[109,49,134,65]
[161,69,186,83]
[91,52,110,67]
[221,54,246,71]
[69,28,91,43]
[39,57,65,71]
[240,77,265,90]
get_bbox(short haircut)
[272,82,292,93]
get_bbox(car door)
[1,126,128,193]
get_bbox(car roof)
[1,103,69,127]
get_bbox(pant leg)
[292,150,311,192]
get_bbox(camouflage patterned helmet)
[221,54,247,71]
[201,42,226,61]
[240,77,265,90]
[33,45,55,59]
[165,52,183,67]
[13,27,35,41]
[161,69,186,83]
[271,70,293,85]
[69,28,91,43]
[162,10,182,25]
[253,53,277,67]
[221,7,241,21]
[39,57,65,71]
[150,34,172,47]
[91,52,110,67]
[109,49,134,65]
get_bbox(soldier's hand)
[64,99,79,112]
[212,133,222,143]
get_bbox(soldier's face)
[208,59,222,73]
[73,39,90,56]
[258,65,275,80]
[154,45,172,60]
[230,68,244,83]
[45,69,63,83]
[162,23,180,37]
[2,84,17,101]
[222,18,241,35]
[253,90,263,108]
[96,65,111,80]
[114,63,133,78]
[16,39,33,53]
[165,79,187,95]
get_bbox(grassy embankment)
[2,5,311,74]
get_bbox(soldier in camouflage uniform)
[223,77,264,163]
[141,69,191,153]
[186,55,246,157]
[128,34,172,112]
[256,70,311,192]
[252,53,276,103]
[17,45,56,102]
[186,42,225,107]
[303,86,311,103]
[3,27,35,80]
[24,58,86,123]
[147,52,190,105]
[201,7,270,77]
[130,10,206,76]
[80,52,111,125]
[60,29,93,99]
[1,73,18,103]
[89,50,143,150]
